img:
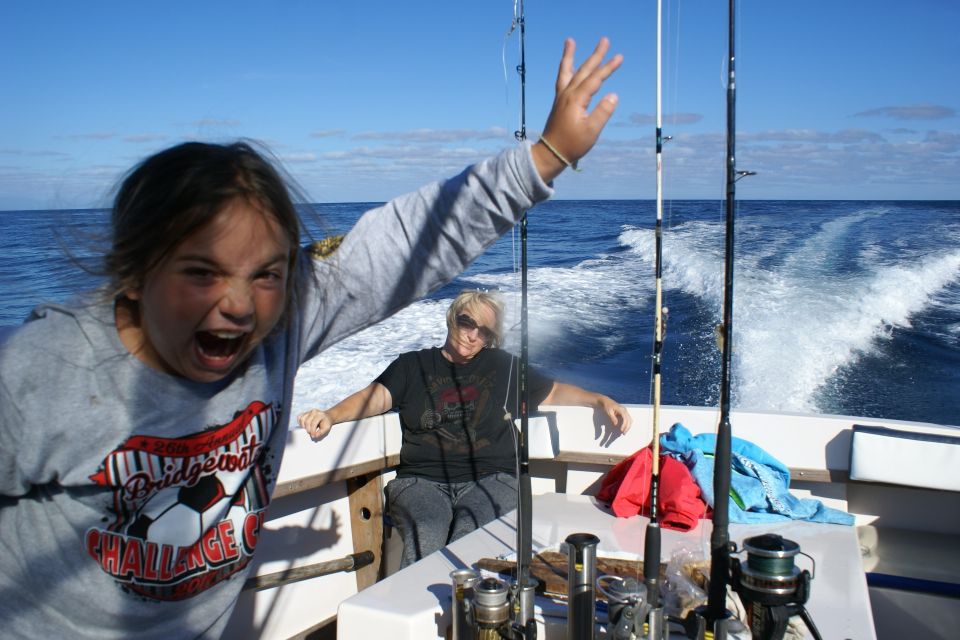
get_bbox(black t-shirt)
[376,347,554,483]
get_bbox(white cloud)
[123,134,169,143]
[309,129,346,139]
[627,112,703,126]
[190,118,242,128]
[63,133,116,141]
[352,127,510,142]
[0,149,71,159]
[278,152,318,163]
[854,104,956,121]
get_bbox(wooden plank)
[792,467,848,484]
[273,454,399,499]
[476,551,707,598]
[346,472,385,590]
[242,552,374,592]
[555,451,627,466]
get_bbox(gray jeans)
[385,472,518,568]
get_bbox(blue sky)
[2,0,958,210]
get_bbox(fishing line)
[501,0,522,134]
[499,0,523,425]
[664,0,681,235]
[499,0,522,428]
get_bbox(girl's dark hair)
[106,141,302,298]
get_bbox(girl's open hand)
[533,38,623,182]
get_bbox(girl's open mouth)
[195,330,245,367]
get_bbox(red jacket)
[596,447,707,531]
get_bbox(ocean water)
[1,200,958,428]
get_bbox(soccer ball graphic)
[127,474,237,548]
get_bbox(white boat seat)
[849,424,960,491]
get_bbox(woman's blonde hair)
[445,289,505,348]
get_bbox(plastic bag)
[662,544,709,619]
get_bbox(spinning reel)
[731,534,823,640]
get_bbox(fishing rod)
[593,7,675,638]
[643,0,669,632]
[703,0,747,632]
[512,1,537,635]
[451,7,536,638]
[682,6,826,640]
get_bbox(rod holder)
[451,569,480,640]
[683,606,736,640]
[511,575,539,634]
[565,533,600,640]
[646,607,666,640]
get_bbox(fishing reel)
[451,531,673,640]
[597,576,649,639]
[597,574,670,640]
[450,570,537,640]
[730,534,823,640]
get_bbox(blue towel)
[661,423,854,525]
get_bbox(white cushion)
[849,424,960,491]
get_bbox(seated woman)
[298,289,632,567]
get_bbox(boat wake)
[291,205,959,427]
[291,256,656,424]
[620,210,960,413]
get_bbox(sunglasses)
[455,313,496,344]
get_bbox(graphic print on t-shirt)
[86,400,275,601]
[417,371,496,447]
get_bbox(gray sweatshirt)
[0,142,552,638]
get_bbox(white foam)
[291,300,450,424]
[291,209,960,427]
[618,212,960,413]
[465,252,654,356]
[734,252,960,413]
[290,247,656,428]
[623,221,730,305]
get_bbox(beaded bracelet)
[539,135,582,172]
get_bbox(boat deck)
[337,492,875,639]
[225,405,960,638]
